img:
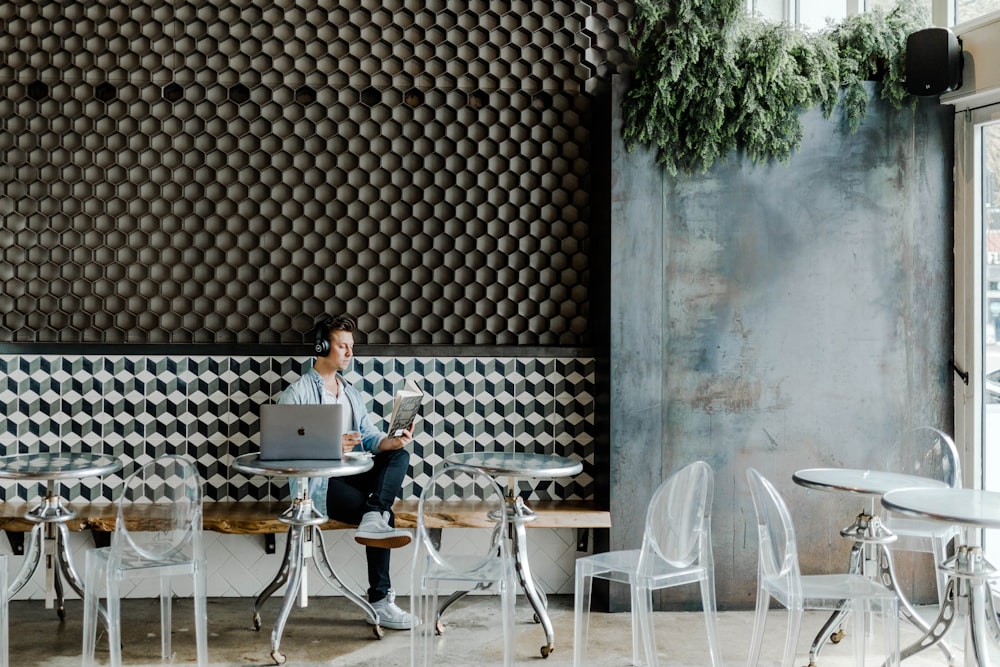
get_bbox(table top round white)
[882,487,1000,529]
[232,452,374,479]
[792,467,949,497]
[0,451,122,481]
[445,451,582,479]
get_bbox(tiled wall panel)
[0,354,596,502]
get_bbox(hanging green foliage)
[623,0,929,175]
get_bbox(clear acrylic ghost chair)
[411,464,516,667]
[573,460,722,667]
[745,468,899,667]
[82,456,208,667]
[882,425,961,605]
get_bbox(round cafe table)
[443,451,583,659]
[792,468,954,665]
[232,453,378,665]
[882,487,1000,667]
[0,452,121,618]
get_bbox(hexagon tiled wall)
[0,0,631,347]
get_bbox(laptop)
[258,404,344,461]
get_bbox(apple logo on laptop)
[297,427,306,436]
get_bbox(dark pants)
[326,447,409,603]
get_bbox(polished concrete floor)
[15,594,982,666]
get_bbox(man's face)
[328,329,354,371]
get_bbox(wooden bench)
[0,499,611,553]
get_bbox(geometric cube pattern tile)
[0,0,630,347]
[0,353,595,503]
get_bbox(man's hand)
[378,424,413,451]
[342,430,362,455]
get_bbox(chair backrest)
[892,426,961,488]
[114,456,204,561]
[640,460,714,573]
[416,464,508,575]
[745,468,801,595]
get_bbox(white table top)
[445,452,582,479]
[792,467,949,497]
[232,452,373,479]
[0,452,122,481]
[882,487,1000,529]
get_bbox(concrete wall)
[609,77,955,609]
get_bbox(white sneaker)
[355,510,412,548]
[368,590,420,630]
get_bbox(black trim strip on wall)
[0,343,595,358]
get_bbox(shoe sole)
[355,534,412,549]
[366,617,420,630]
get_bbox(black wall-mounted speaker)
[905,27,963,97]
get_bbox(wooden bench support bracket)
[4,530,24,555]
[91,530,111,549]
[577,527,589,552]
[428,527,442,551]
[264,533,276,554]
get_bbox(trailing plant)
[623,0,929,175]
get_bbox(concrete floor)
[13,595,982,666]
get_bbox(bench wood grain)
[0,499,610,534]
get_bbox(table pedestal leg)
[501,492,553,659]
[433,521,507,634]
[252,497,383,665]
[512,514,553,658]
[312,527,381,630]
[8,491,107,625]
[8,523,43,599]
[902,546,999,667]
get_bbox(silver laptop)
[258,404,344,461]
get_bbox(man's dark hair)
[326,314,357,333]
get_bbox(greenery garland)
[623,0,929,175]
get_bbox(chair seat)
[421,556,509,583]
[765,573,899,610]
[578,549,708,587]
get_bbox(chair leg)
[699,577,724,667]
[633,584,656,667]
[851,600,865,667]
[782,605,803,667]
[932,537,949,607]
[193,565,209,667]
[745,587,769,667]
[572,566,592,667]
[107,575,123,667]
[501,572,516,667]
[160,574,173,662]
[82,552,101,667]
[883,600,900,667]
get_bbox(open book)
[386,379,424,437]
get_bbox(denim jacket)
[277,367,387,512]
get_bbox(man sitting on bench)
[278,313,419,631]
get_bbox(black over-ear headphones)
[314,318,334,357]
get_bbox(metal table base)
[251,494,383,665]
[807,510,954,666]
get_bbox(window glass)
[957,0,1000,23]
[799,2,847,30]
